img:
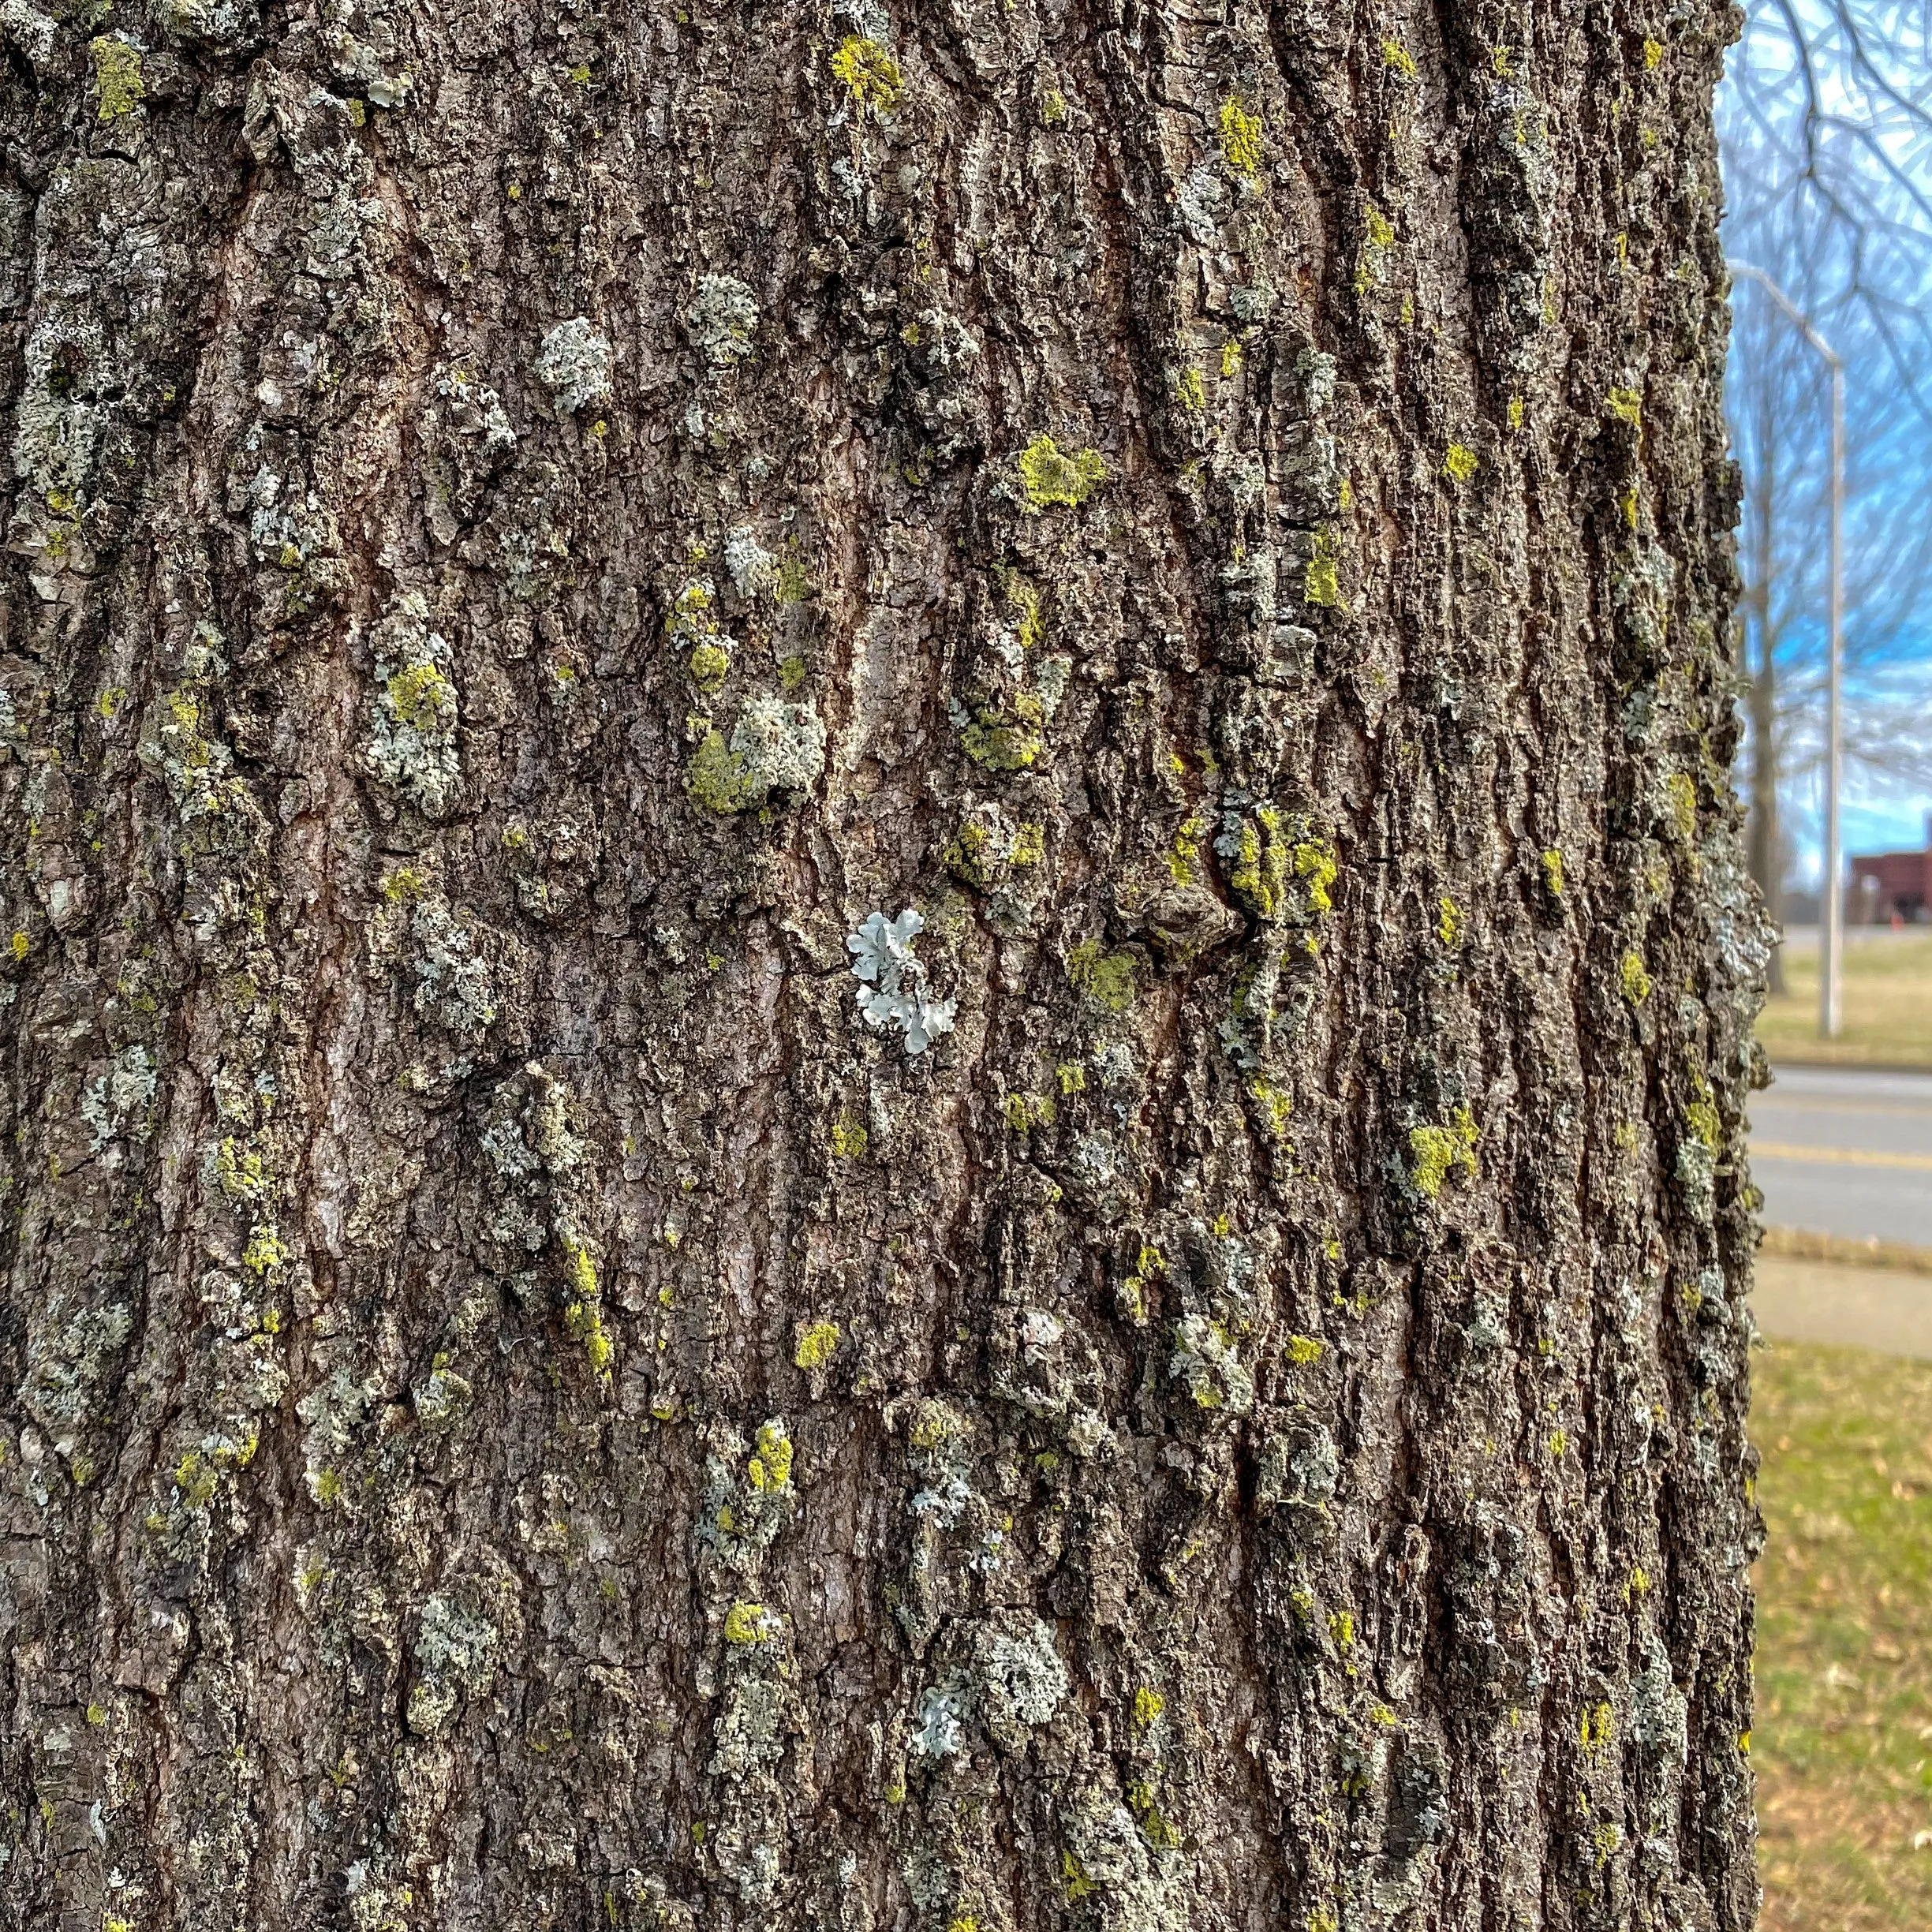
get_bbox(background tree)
[0,2,1765,1930]
[1721,0,1932,965]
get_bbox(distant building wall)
[1849,818,1932,921]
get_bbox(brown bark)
[0,1,1769,1929]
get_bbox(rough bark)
[0,1,1769,1929]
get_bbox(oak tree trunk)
[0,1,1769,1929]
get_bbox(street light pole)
[1727,260,1844,1038]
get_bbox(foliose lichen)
[534,317,614,414]
[686,276,760,372]
[846,909,957,1056]
[1017,435,1107,512]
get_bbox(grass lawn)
[1753,1339,1932,1928]
[1757,930,1932,1069]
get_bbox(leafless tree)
[1721,0,1932,965]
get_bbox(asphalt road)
[1749,1065,1932,1249]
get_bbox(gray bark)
[0,2,1769,1930]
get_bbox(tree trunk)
[0,3,1769,1930]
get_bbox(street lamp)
[1727,260,1844,1039]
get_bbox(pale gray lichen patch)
[80,1044,158,1151]
[723,525,776,599]
[910,1674,972,1760]
[976,1616,1069,1747]
[409,1590,502,1735]
[686,275,759,370]
[733,695,826,794]
[1168,1312,1254,1415]
[534,316,613,413]
[846,909,957,1056]
[367,594,460,816]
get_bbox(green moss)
[1220,95,1264,176]
[1620,948,1653,1006]
[1018,435,1107,513]
[794,1320,841,1371]
[1409,1105,1479,1199]
[92,36,144,121]
[831,34,902,114]
[686,729,756,814]
[1067,938,1137,1013]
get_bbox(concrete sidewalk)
[1753,1256,1932,1362]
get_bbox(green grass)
[1757,930,1932,1068]
[1753,1339,1932,1928]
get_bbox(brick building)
[1850,817,1932,922]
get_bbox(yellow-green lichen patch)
[748,1419,794,1491]
[1580,1700,1615,1754]
[1284,1333,1325,1366]
[1443,442,1479,485]
[1119,1245,1165,1326]
[1250,1078,1293,1137]
[1541,847,1566,896]
[1220,95,1264,176]
[1620,948,1653,1006]
[828,1116,868,1160]
[561,1238,612,1377]
[1018,435,1107,512]
[685,728,756,814]
[1305,528,1342,607]
[1067,938,1137,1014]
[1168,816,1206,885]
[1175,364,1206,413]
[831,35,902,115]
[1607,385,1644,430]
[242,1224,290,1276]
[386,661,455,734]
[1132,1684,1166,1730]
[1381,36,1418,76]
[1409,1105,1479,1200]
[959,709,1043,772]
[92,36,144,121]
[1666,770,1698,843]
[1437,896,1463,947]
[794,1320,841,1371]
[688,641,731,693]
[723,1600,778,1645]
